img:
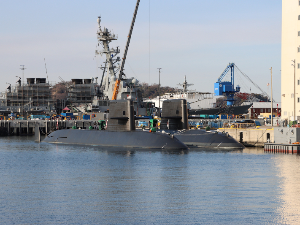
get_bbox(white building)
[144,92,217,110]
[281,0,300,120]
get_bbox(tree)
[139,83,178,99]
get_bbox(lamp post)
[270,67,273,126]
[157,68,162,115]
[20,65,26,117]
[292,60,296,121]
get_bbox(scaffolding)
[68,79,99,105]
[6,78,54,109]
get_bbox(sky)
[0,0,282,101]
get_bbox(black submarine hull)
[161,129,244,149]
[43,129,188,150]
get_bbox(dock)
[0,120,98,136]
[262,127,300,154]
[218,126,274,147]
[264,143,300,154]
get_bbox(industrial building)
[67,78,100,105]
[0,78,55,117]
[6,78,53,107]
[249,102,281,119]
[281,0,300,120]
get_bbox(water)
[1,136,300,224]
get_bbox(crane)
[111,0,140,100]
[214,63,272,106]
[214,63,240,106]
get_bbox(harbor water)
[1,136,300,224]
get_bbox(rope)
[251,128,269,147]
[234,65,272,101]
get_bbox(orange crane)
[112,0,140,100]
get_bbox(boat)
[158,99,244,149]
[92,4,154,117]
[188,104,252,116]
[44,4,241,150]
[145,75,252,116]
[43,100,187,150]
[163,129,244,149]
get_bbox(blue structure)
[82,115,90,120]
[214,63,241,106]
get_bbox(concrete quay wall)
[0,120,97,136]
[218,127,274,147]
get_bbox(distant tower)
[177,75,193,93]
[281,0,300,120]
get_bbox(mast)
[95,16,121,99]
[95,0,140,101]
[178,75,193,93]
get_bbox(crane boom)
[119,0,140,79]
[217,63,235,83]
[112,0,140,100]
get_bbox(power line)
[149,0,151,84]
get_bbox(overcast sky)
[0,0,282,101]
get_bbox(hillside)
[139,83,178,99]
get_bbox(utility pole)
[292,60,296,121]
[20,65,26,86]
[20,65,26,117]
[157,68,162,115]
[270,67,273,126]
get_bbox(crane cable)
[234,65,273,102]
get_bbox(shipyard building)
[0,78,54,117]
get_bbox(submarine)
[43,100,187,150]
[158,99,244,149]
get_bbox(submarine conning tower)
[161,99,188,130]
[107,100,135,131]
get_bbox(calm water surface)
[1,136,300,224]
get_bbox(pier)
[264,143,300,154]
[218,127,274,147]
[0,120,98,136]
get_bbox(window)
[298,47,300,52]
[292,93,295,98]
[268,109,271,113]
[298,80,300,85]
[123,111,125,115]
[298,31,300,36]
[298,97,300,103]
[260,109,263,113]
[298,63,300,69]
[298,15,300,20]
[284,111,287,116]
